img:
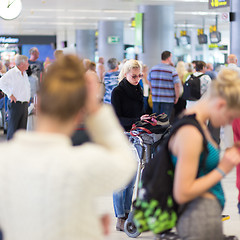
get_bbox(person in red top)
[232,118,240,213]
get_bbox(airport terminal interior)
[0,0,240,239]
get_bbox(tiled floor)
[0,130,240,239]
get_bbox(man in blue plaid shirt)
[148,51,180,118]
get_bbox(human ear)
[215,98,227,110]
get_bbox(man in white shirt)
[0,55,30,140]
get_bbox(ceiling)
[0,0,230,36]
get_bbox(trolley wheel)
[124,211,141,238]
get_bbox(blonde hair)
[176,61,187,83]
[186,63,194,73]
[208,68,240,109]
[118,59,142,81]
[39,55,87,121]
[54,50,64,60]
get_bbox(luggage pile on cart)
[124,113,172,238]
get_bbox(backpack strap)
[168,114,209,167]
[188,73,204,80]
[196,73,204,78]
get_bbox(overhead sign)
[180,30,187,36]
[135,13,143,53]
[209,25,217,33]
[0,37,19,44]
[197,28,204,35]
[0,35,56,45]
[209,0,230,9]
[209,44,228,50]
[107,36,120,44]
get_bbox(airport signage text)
[0,37,19,44]
[107,36,120,44]
[209,0,230,9]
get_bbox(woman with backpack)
[169,68,240,240]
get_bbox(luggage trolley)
[124,122,171,238]
[124,119,236,240]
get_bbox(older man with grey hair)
[0,55,30,140]
[103,58,119,104]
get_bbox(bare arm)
[98,65,105,82]
[170,126,240,204]
[148,80,152,93]
[9,94,16,103]
[174,82,180,104]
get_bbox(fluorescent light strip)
[175,24,201,27]
[67,9,136,13]
[102,9,136,13]
[26,9,136,14]
[61,16,117,20]
[175,11,221,15]
[67,9,101,13]
[176,0,207,2]
[150,0,207,2]
[24,22,97,26]
[25,16,118,20]
[28,9,65,12]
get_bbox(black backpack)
[182,74,204,101]
[133,114,208,235]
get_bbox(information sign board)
[209,0,230,9]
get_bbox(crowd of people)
[0,47,240,239]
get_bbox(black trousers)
[7,101,28,140]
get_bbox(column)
[56,29,66,50]
[66,29,76,54]
[138,5,174,69]
[76,29,95,61]
[190,29,201,61]
[98,21,124,62]
[230,0,240,63]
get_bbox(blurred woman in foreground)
[0,55,136,240]
[169,68,240,239]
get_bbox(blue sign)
[0,37,19,44]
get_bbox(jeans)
[0,98,3,110]
[152,102,174,118]
[113,176,135,218]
